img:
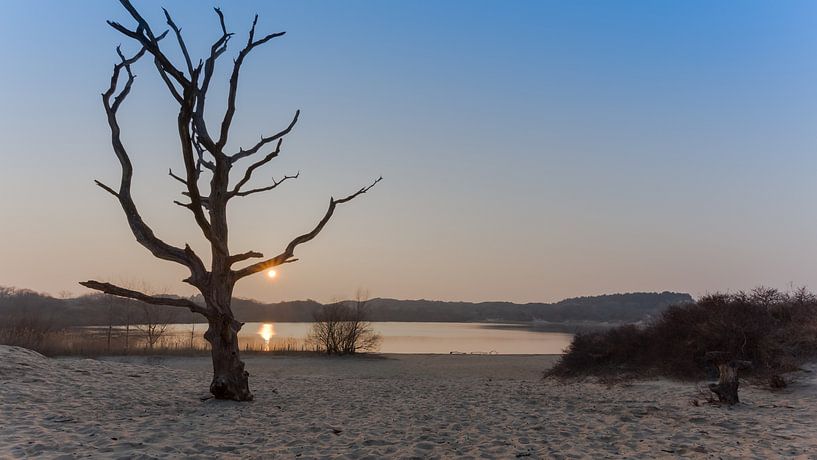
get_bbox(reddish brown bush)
[548,287,817,380]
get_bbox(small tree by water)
[135,304,177,350]
[309,292,381,355]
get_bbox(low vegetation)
[548,287,817,383]
[0,311,316,357]
[0,312,57,353]
[308,294,382,355]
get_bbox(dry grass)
[0,314,318,357]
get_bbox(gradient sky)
[2,1,817,303]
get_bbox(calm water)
[166,322,573,354]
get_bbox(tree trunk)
[709,363,740,405]
[706,353,752,406]
[204,315,252,401]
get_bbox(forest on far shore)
[0,287,690,327]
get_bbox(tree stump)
[705,351,752,405]
[769,375,787,390]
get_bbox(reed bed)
[0,317,318,357]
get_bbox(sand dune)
[1,345,816,458]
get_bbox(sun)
[267,269,277,279]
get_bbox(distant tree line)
[0,286,691,326]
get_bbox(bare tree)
[135,304,178,350]
[309,291,381,355]
[80,1,380,400]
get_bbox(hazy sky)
[2,1,817,303]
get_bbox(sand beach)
[1,345,816,458]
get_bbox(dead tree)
[706,351,752,405]
[80,1,380,400]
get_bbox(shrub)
[548,287,817,380]
[308,293,381,355]
[0,312,58,352]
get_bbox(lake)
[165,322,573,354]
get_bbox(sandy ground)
[1,346,816,459]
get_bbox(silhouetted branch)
[190,8,233,152]
[168,169,187,185]
[191,126,216,175]
[228,251,264,265]
[233,177,382,279]
[161,8,195,78]
[217,15,286,150]
[231,110,299,162]
[231,139,283,194]
[175,194,212,211]
[109,1,223,254]
[175,76,222,251]
[94,180,119,198]
[232,172,299,198]
[79,281,209,315]
[110,44,150,112]
[109,0,190,88]
[98,43,208,288]
[229,136,300,198]
[333,176,383,205]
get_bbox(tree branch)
[110,1,226,255]
[94,180,119,198]
[175,75,223,252]
[191,8,233,155]
[217,15,286,151]
[110,0,190,87]
[79,281,209,315]
[100,44,208,288]
[231,139,282,194]
[162,8,195,78]
[191,129,216,173]
[228,251,264,265]
[168,168,187,186]
[233,177,382,279]
[175,193,212,211]
[231,172,299,199]
[231,110,299,163]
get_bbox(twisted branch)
[232,172,299,198]
[231,110,299,162]
[93,42,208,288]
[217,15,286,151]
[233,177,382,279]
[79,281,209,315]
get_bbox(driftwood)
[705,351,752,405]
[80,0,380,401]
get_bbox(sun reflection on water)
[258,323,275,351]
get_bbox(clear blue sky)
[1,1,816,303]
